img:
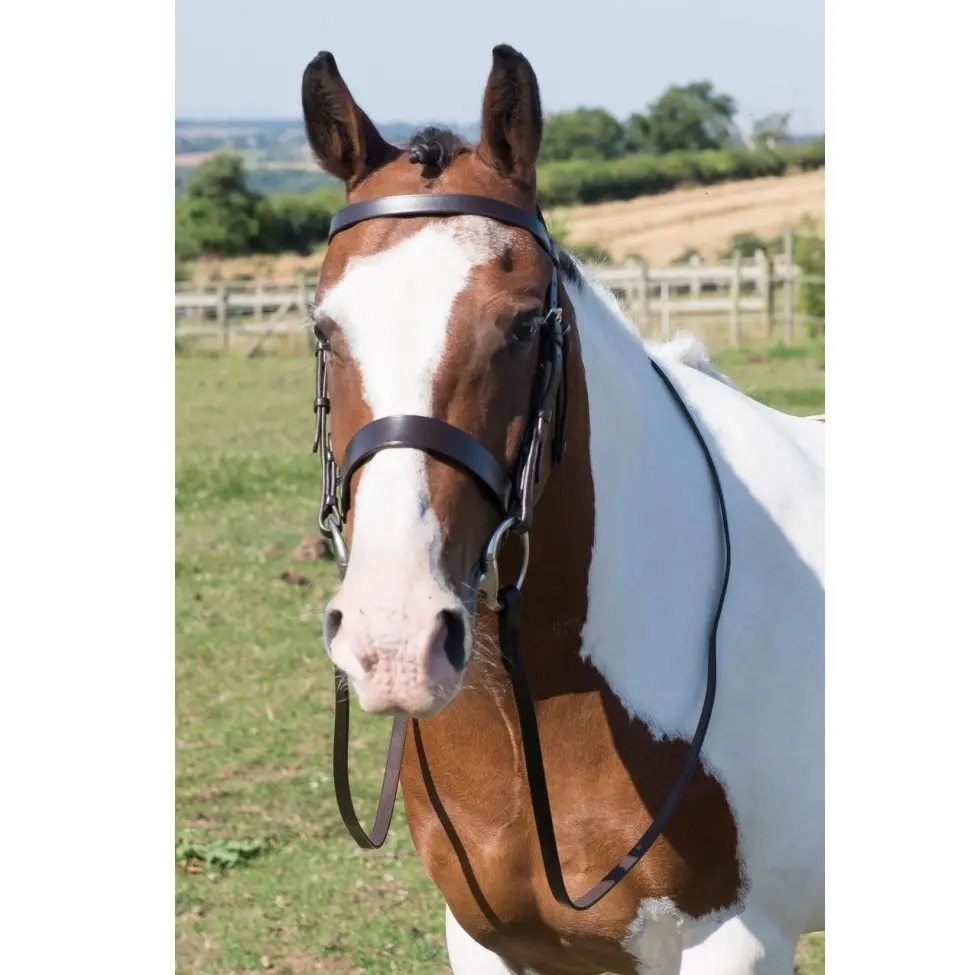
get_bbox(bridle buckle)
[478,516,530,612]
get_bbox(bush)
[255,190,340,255]
[536,144,823,208]
[720,232,783,260]
[793,220,825,335]
[176,154,343,260]
[176,194,260,261]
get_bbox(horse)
[302,44,824,975]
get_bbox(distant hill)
[175,118,482,195]
[175,118,480,157]
[174,119,823,197]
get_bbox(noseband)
[312,193,731,911]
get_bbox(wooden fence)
[175,240,824,354]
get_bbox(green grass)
[176,343,825,974]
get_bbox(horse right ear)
[477,44,544,186]
[301,51,399,186]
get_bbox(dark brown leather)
[332,671,407,848]
[328,193,556,258]
[339,414,511,518]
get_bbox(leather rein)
[312,193,731,911]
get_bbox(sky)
[176,0,824,133]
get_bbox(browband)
[328,193,556,259]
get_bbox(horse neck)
[473,271,663,697]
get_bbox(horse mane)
[558,249,737,388]
[645,333,737,388]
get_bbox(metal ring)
[478,516,530,612]
[323,514,349,578]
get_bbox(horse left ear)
[477,45,544,186]
[302,51,398,187]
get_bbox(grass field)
[176,340,825,975]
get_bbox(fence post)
[729,251,742,346]
[299,271,315,354]
[660,281,671,340]
[255,276,265,325]
[217,284,229,353]
[633,260,650,336]
[689,253,702,300]
[755,249,771,338]
[784,229,795,343]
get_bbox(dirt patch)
[242,948,357,974]
[280,571,313,589]
[216,763,304,784]
[291,534,328,562]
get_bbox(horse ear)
[477,45,543,185]
[302,51,398,186]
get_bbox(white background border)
[4,1,174,972]
[4,1,975,972]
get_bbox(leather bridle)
[312,193,731,910]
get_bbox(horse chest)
[399,692,744,975]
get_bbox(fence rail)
[176,242,823,352]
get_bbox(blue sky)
[176,0,824,132]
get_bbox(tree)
[540,108,626,163]
[176,153,262,259]
[255,192,335,255]
[627,82,739,155]
[752,112,792,149]
[183,152,257,204]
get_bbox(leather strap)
[332,669,408,848]
[329,193,556,258]
[339,415,511,519]
[493,355,730,911]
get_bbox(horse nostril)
[324,609,343,651]
[439,609,466,672]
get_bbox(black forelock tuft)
[405,127,470,175]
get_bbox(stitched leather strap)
[339,414,511,518]
[329,193,555,257]
[332,670,408,848]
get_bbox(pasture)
[176,341,826,975]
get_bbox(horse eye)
[508,311,543,345]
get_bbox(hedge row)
[176,187,346,261]
[536,142,825,208]
[177,143,824,260]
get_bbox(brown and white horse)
[303,45,824,975]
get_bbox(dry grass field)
[554,170,824,265]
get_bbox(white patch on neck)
[565,265,824,939]
[316,217,513,571]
